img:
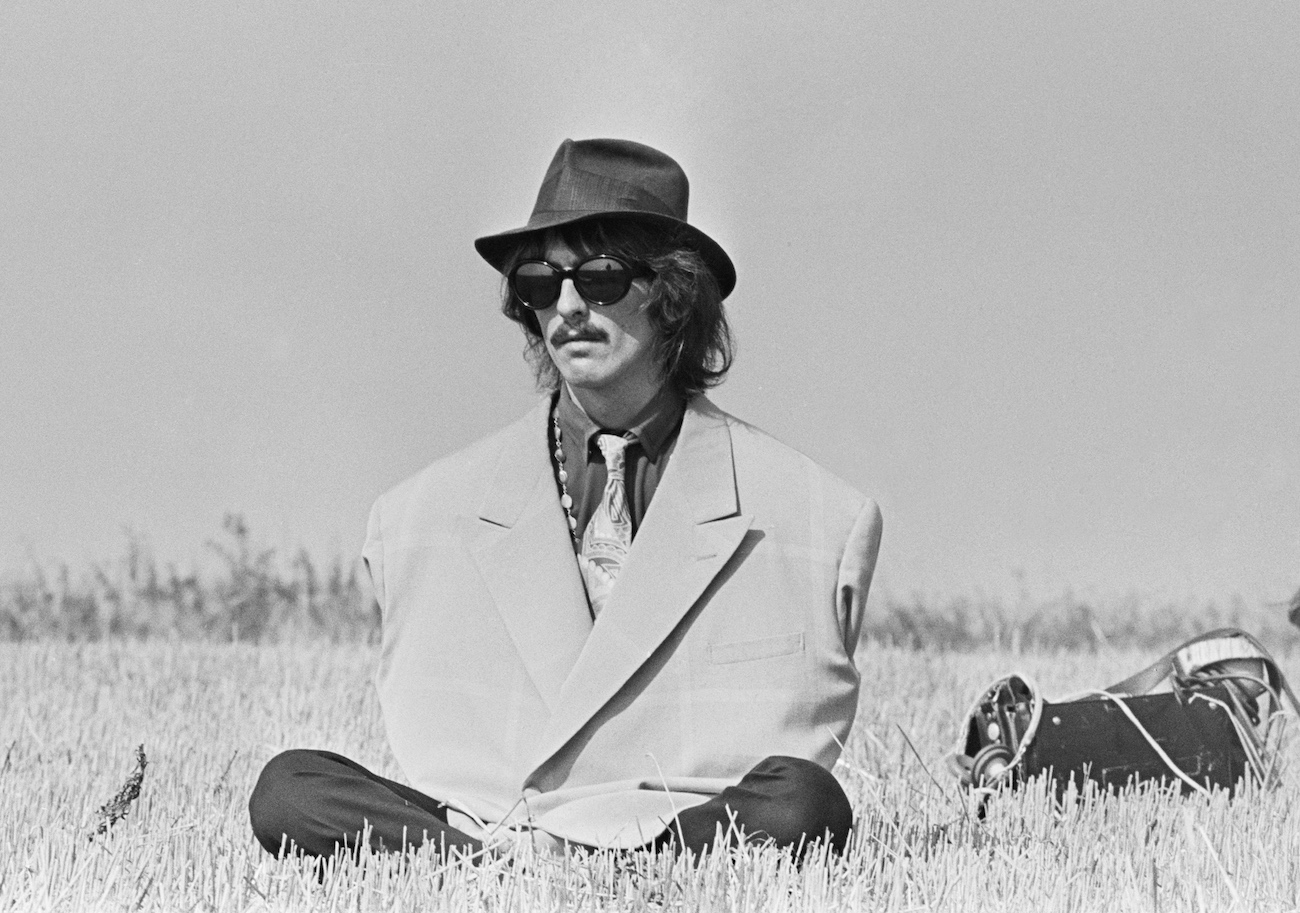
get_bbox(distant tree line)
[1,515,378,643]
[2,515,1296,650]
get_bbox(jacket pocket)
[707,632,804,665]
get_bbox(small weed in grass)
[89,744,147,840]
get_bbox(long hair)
[497,219,734,398]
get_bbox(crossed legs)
[249,750,851,862]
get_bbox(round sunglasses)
[508,254,654,310]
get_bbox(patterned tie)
[579,433,633,618]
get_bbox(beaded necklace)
[550,406,580,546]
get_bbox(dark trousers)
[249,749,852,862]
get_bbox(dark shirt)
[553,383,685,546]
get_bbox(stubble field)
[5,527,1299,910]
[5,638,1300,912]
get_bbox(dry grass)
[4,640,1300,911]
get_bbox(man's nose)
[554,279,588,320]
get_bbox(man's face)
[537,238,662,401]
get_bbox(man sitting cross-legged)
[248,138,883,861]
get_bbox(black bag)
[951,629,1298,798]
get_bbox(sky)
[2,1,1297,609]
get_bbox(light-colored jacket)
[363,395,882,847]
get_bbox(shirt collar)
[556,383,685,462]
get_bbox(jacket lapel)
[530,397,753,772]
[467,399,592,711]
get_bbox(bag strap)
[1105,627,1261,696]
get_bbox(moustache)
[550,326,608,347]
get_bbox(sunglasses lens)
[511,262,561,309]
[510,256,641,309]
[574,257,634,304]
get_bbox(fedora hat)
[474,138,736,299]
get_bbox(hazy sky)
[2,1,1297,607]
